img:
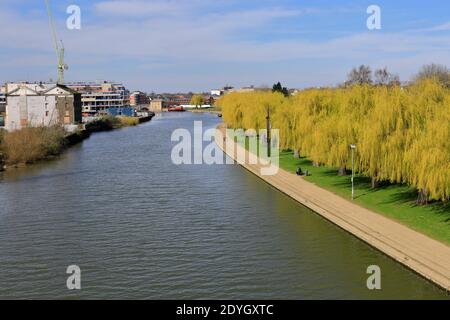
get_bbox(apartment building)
[130,91,150,110]
[4,82,82,131]
[66,81,130,116]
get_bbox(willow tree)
[218,79,450,204]
[359,85,405,188]
[218,91,286,132]
[403,79,450,203]
[272,99,295,151]
[290,89,336,166]
[190,94,204,109]
[218,93,244,128]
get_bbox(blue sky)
[0,0,449,92]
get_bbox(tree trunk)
[371,176,379,189]
[338,166,347,176]
[313,161,321,167]
[416,188,428,205]
[294,150,300,158]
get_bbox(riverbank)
[215,124,450,291]
[0,115,154,170]
[279,151,450,245]
[187,107,221,115]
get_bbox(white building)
[210,89,223,96]
[5,83,82,131]
[66,81,130,116]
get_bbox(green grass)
[241,138,450,245]
[188,107,222,113]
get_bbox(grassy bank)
[240,138,450,245]
[0,116,142,169]
[85,115,139,132]
[0,126,67,166]
[188,107,221,114]
[279,152,449,245]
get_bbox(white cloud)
[424,21,450,32]
[0,2,449,91]
[95,0,188,17]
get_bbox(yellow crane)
[44,0,68,85]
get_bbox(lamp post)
[350,144,357,200]
[266,105,271,158]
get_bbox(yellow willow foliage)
[218,80,450,201]
[218,91,286,131]
[289,89,336,159]
[359,85,407,181]
[272,101,296,150]
[403,82,450,201]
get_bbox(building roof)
[46,84,80,95]
[6,83,79,96]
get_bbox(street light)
[350,144,357,200]
[266,105,271,158]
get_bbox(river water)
[0,112,447,299]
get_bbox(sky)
[0,0,449,92]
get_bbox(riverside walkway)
[215,125,450,291]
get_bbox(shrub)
[85,116,138,132]
[1,126,66,165]
[117,116,139,127]
[85,116,119,132]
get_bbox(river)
[0,112,447,299]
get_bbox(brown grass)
[0,126,66,165]
[85,116,139,132]
[117,116,139,127]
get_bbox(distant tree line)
[345,65,400,86]
[345,63,449,87]
[271,63,449,97]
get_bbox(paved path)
[215,125,450,291]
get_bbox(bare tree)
[346,65,373,85]
[414,64,450,87]
[374,67,400,86]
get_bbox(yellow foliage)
[190,94,204,107]
[218,80,450,202]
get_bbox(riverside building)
[130,91,150,111]
[66,81,130,117]
[4,82,82,131]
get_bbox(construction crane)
[44,0,68,85]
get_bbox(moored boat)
[168,106,185,112]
